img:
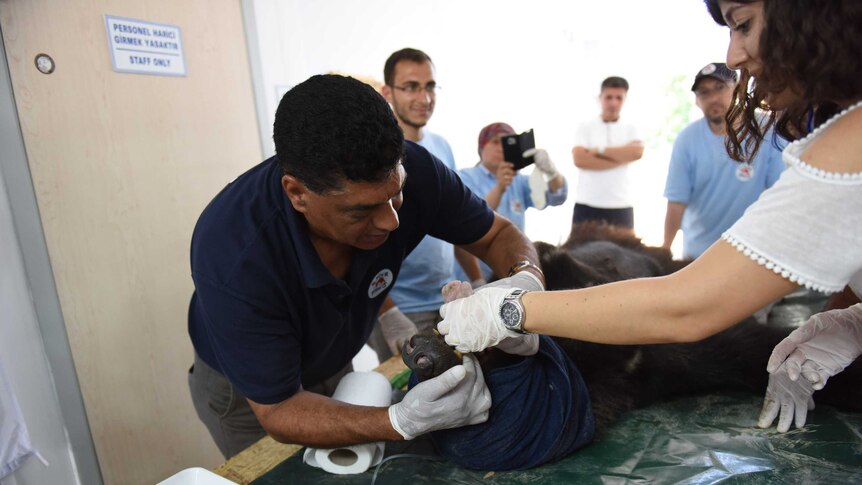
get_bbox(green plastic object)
[389,368,412,390]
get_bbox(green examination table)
[250,293,862,484]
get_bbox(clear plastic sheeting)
[252,393,862,484]
[566,394,862,484]
[0,360,43,480]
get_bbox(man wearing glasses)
[366,48,482,363]
[662,62,785,260]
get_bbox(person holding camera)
[454,122,567,282]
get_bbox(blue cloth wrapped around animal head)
[412,336,595,470]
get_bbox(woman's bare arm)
[523,240,798,344]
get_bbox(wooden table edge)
[214,356,408,484]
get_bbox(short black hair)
[273,75,404,194]
[384,48,433,86]
[601,76,629,92]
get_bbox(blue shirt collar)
[477,162,495,178]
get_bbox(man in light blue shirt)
[457,122,568,281]
[368,48,479,362]
[663,63,785,260]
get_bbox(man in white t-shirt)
[571,76,644,229]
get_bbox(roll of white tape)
[303,371,391,475]
[313,442,384,475]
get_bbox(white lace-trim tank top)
[721,100,862,294]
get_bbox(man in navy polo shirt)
[187,75,544,457]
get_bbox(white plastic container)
[157,467,238,485]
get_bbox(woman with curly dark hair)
[437,0,862,434]
[704,0,862,163]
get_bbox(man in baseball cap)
[691,62,738,91]
[664,62,784,262]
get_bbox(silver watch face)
[500,301,522,329]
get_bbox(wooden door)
[0,1,262,483]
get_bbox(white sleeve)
[721,167,862,294]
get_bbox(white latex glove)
[476,272,543,356]
[523,148,558,177]
[379,306,419,356]
[441,280,474,303]
[388,354,491,440]
[766,304,862,390]
[470,278,488,289]
[441,275,540,356]
[494,332,540,356]
[480,271,544,292]
[758,362,816,432]
[438,287,517,353]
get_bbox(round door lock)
[35,53,55,74]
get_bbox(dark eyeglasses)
[391,82,439,95]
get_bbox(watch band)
[507,260,544,279]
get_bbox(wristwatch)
[499,289,529,334]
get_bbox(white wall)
[247,0,730,248]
